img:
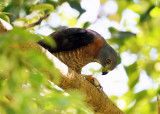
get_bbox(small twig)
[24,14,50,29]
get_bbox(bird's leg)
[81,74,103,90]
[90,77,103,90]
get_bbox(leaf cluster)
[0,28,93,114]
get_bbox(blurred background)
[0,0,160,113]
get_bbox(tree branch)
[1,12,124,113]
[22,42,124,114]
[24,14,50,29]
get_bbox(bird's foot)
[81,74,103,90]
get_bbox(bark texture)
[20,42,124,114]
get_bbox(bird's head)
[97,43,118,75]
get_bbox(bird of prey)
[37,28,118,89]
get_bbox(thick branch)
[22,42,124,114]
[1,13,123,113]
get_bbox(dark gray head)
[97,41,118,75]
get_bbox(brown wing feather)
[37,28,98,53]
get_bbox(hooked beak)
[102,69,110,75]
[102,71,108,75]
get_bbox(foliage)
[109,1,160,114]
[0,0,160,114]
[0,28,93,113]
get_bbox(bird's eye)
[106,59,111,64]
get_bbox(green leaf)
[140,5,155,23]
[135,90,147,102]
[68,1,85,17]
[0,14,10,23]
[82,22,91,29]
[150,6,160,18]
[39,35,56,49]
[125,63,140,89]
[0,12,14,23]
[6,106,15,114]
[31,4,54,12]
[117,55,121,64]
[29,71,43,90]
